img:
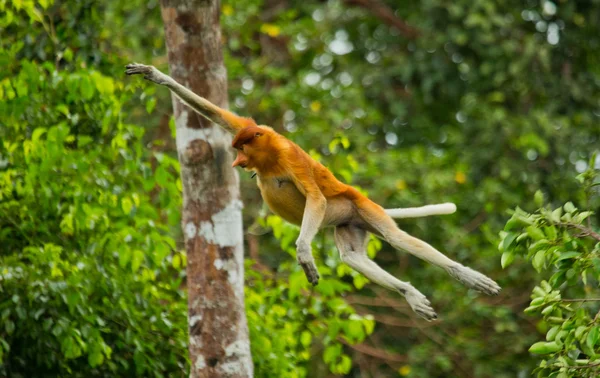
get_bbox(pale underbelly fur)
[256,176,356,228]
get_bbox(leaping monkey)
[126,63,500,320]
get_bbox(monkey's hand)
[296,241,320,286]
[404,288,438,321]
[125,63,169,85]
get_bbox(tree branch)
[343,0,419,39]
[563,222,600,242]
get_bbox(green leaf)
[155,166,169,186]
[88,349,104,367]
[121,197,133,214]
[563,202,576,213]
[544,226,557,240]
[534,190,544,206]
[575,211,593,223]
[529,341,561,354]
[81,77,94,100]
[172,253,181,269]
[119,248,132,268]
[363,315,375,334]
[78,135,93,148]
[526,226,546,241]
[505,215,533,230]
[131,250,144,273]
[556,251,580,261]
[300,331,312,347]
[323,344,341,364]
[532,250,546,272]
[530,297,544,307]
[546,326,559,341]
[587,326,599,350]
[335,354,352,374]
[31,127,47,143]
[501,232,518,251]
[146,97,157,114]
[550,208,562,223]
[5,320,15,335]
[501,250,515,269]
[346,320,364,341]
[575,326,587,339]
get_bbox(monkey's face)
[232,144,252,170]
[231,127,269,171]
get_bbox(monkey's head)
[231,126,274,171]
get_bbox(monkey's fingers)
[125,63,153,76]
[300,262,320,286]
[125,63,169,86]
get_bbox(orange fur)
[221,110,257,132]
[231,126,365,225]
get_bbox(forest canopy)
[1,0,599,377]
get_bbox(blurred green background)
[1,0,599,377]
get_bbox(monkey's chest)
[257,176,306,226]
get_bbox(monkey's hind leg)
[358,202,501,296]
[334,225,438,321]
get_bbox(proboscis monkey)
[126,63,500,320]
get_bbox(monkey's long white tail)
[384,203,457,219]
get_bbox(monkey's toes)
[447,264,501,296]
[404,290,437,321]
[300,262,320,286]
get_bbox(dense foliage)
[501,162,600,378]
[1,0,599,377]
[0,2,188,376]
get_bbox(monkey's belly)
[257,177,306,225]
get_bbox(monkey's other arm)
[125,63,255,135]
[289,163,328,286]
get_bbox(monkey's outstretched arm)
[125,63,255,135]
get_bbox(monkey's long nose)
[232,154,245,168]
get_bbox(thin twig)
[568,362,600,369]
[338,337,407,362]
[463,212,487,233]
[346,294,408,309]
[562,298,600,302]
[369,313,438,328]
[559,222,600,242]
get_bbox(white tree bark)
[159,1,253,377]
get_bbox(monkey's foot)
[404,289,437,321]
[447,264,501,296]
[299,260,320,286]
[125,63,168,85]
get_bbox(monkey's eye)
[255,132,262,137]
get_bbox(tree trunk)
[159,1,253,377]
